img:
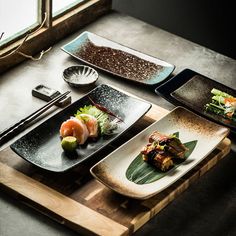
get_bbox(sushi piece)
[141,142,174,172]
[76,114,98,138]
[60,118,89,145]
[148,131,188,159]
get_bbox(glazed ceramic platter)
[10,84,151,172]
[91,107,229,199]
[61,31,175,85]
[155,69,236,132]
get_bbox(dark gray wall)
[112,0,236,59]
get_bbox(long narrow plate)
[155,69,236,133]
[90,107,229,199]
[10,84,151,172]
[61,31,175,85]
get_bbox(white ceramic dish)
[90,106,229,199]
[63,65,98,87]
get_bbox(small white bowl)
[63,65,98,87]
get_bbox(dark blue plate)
[155,68,236,133]
[61,31,175,85]
[11,84,152,172]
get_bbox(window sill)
[0,0,111,74]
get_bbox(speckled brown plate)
[61,31,175,85]
[155,69,236,133]
[90,106,229,199]
[10,84,151,172]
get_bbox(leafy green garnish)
[75,105,118,135]
[211,88,232,98]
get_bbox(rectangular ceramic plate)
[90,107,229,199]
[61,31,175,85]
[155,69,236,133]
[10,84,151,172]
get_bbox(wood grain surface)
[0,103,231,236]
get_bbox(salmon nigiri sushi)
[60,118,89,145]
[76,114,98,138]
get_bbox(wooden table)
[0,11,236,236]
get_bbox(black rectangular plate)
[155,68,236,133]
[11,84,152,172]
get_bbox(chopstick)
[0,91,71,146]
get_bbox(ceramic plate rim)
[10,84,152,172]
[61,31,175,85]
[90,106,229,199]
[155,68,236,132]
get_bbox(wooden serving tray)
[0,104,231,236]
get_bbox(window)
[0,0,38,47]
[0,0,112,73]
[53,0,84,17]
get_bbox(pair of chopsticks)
[0,91,71,146]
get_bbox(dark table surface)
[0,11,236,236]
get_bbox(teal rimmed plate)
[61,31,175,85]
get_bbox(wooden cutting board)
[0,103,231,236]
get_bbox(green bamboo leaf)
[126,135,198,185]
[173,132,179,138]
[184,140,198,158]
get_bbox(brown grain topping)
[75,40,163,81]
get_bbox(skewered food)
[149,131,188,159]
[141,131,188,171]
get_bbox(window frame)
[0,0,112,74]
